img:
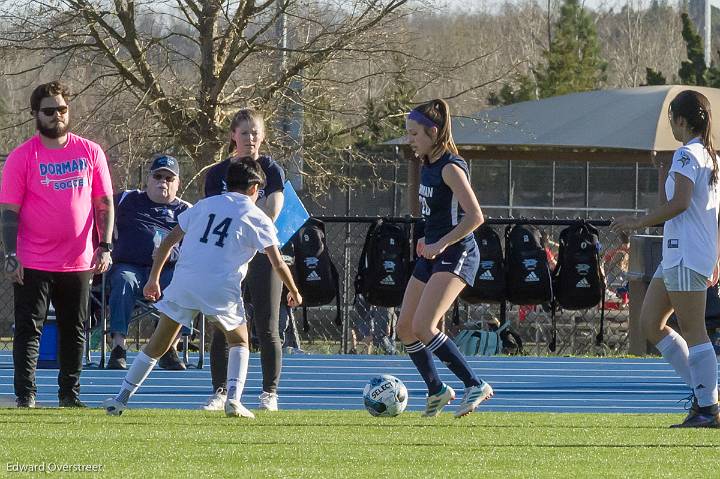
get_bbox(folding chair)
[90,272,205,369]
[128,299,205,369]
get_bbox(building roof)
[390,85,720,161]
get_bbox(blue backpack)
[454,322,511,356]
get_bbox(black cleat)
[670,411,720,428]
[671,400,720,428]
[158,347,186,370]
[107,345,128,370]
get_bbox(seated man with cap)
[107,155,192,370]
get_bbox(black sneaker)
[107,345,128,370]
[58,397,87,408]
[16,395,36,408]
[158,347,186,370]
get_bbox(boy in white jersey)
[103,158,302,418]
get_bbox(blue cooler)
[38,307,60,369]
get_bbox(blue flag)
[275,180,310,247]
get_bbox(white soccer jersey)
[161,192,279,317]
[662,137,720,277]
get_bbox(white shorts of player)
[155,299,246,331]
[653,263,708,292]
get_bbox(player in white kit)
[612,90,720,427]
[103,158,302,418]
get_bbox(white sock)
[226,346,249,401]
[115,351,157,405]
[656,329,692,386]
[688,342,719,408]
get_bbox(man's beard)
[36,117,69,139]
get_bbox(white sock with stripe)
[115,351,156,405]
[655,329,692,387]
[688,342,719,408]
[226,346,250,401]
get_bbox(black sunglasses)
[39,106,68,116]
[152,173,177,182]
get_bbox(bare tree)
[597,0,684,87]
[2,0,691,197]
[0,0,419,186]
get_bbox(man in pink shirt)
[0,81,114,408]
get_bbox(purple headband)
[408,109,438,128]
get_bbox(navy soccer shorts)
[412,240,479,286]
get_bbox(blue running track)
[0,351,707,413]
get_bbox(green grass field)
[1,409,718,478]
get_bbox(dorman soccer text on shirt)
[39,157,89,190]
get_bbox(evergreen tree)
[706,60,720,87]
[678,12,707,85]
[535,0,607,97]
[644,67,667,85]
[488,0,606,106]
[355,71,415,151]
[487,74,537,106]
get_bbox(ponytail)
[701,109,718,186]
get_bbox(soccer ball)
[362,375,408,417]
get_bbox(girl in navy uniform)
[398,99,493,417]
[612,90,720,428]
[202,108,286,412]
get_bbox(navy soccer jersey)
[111,190,191,266]
[419,152,473,245]
[204,155,285,200]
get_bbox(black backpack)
[460,225,506,304]
[291,218,341,330]
[355,220,411,307]
[553,221,606,347]
[554,222,604,309]
[504,223,553,305]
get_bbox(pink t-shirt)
[0,133,113,271]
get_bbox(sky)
[430,0,720,13]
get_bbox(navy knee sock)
[405,341,443,395]
[427,332,481,388]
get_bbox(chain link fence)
[300,217,635,356]
[0,217,641,357]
